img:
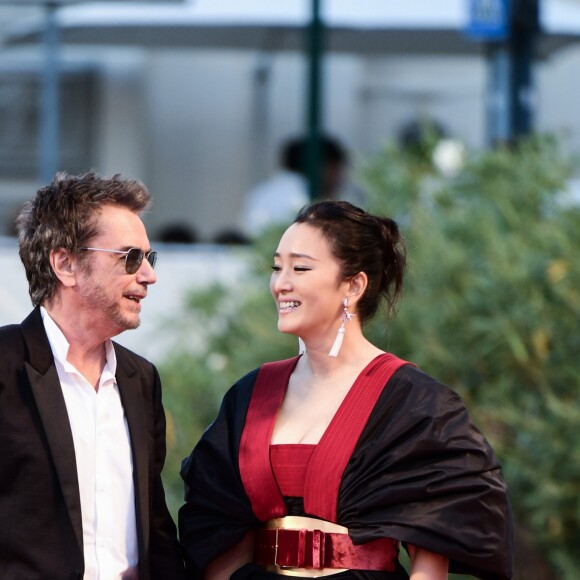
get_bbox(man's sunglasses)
[80,247,157,274]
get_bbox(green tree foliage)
[160,134,580,579]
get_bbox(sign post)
[465,0,511,42]
[464,0,539,146]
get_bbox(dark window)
[0,68,96,177]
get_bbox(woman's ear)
[347,271,368,306]
[49,248,78,288]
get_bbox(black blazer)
[0,307,185,580]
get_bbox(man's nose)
[136,257,157,285]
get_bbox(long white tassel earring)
[298,337,307,355]
[328,298,355,357]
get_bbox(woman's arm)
[407,544,449,580]
[203,531,255,580]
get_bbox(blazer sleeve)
[148,364,187,580]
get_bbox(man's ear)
[347,271,368,306]
[49,248,78,288]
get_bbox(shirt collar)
[40,306,118,380]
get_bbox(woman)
[180,201,514,580]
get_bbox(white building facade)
[1,2,580,241]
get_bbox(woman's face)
[270,222,350,343]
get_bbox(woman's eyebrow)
[273,252,319,261]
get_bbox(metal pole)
[486,44,511,145]
[509,0,538,138]
[306,0,323,201]
[40,1,60,182]
[487,0,538,145]
[251,53,272,185]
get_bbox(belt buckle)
[274,527,335,576]
[275,528,309,569]
[262,517,349,577]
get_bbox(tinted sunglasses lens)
[147,251,157,269]
[125,248,144,274]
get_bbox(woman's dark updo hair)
[293,200,406,325]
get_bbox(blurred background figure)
[157,222,198,244]
[240,134,348,238]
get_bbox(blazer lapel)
[115,348,150,561]
[22,308,84,556]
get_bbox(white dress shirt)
[41,307,139,580]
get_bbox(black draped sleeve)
[179,369,261,577]
[338,365,514,580]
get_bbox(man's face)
[75,204,157,339]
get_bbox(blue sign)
[465,0,511,41]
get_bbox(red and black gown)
[179,354,514,579]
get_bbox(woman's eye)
[294,267,310,272]
[271,265,281,272]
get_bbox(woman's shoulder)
[224,356,298,404]
[361,360,500,469]
[390,362,465,404]
[222,367,260,406]
[375,362,478,433]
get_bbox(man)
[0,172,185,579]
[240,134,349,238]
